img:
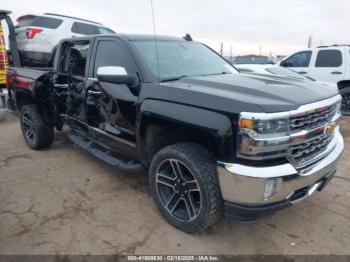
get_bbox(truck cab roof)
[60,34,185,42]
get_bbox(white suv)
[280,45,350,113]
[15,13,115,66]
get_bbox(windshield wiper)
[160,72,230,82]
[200,72,230,77]
[160,75,188,83]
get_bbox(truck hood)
[162,73,339,113]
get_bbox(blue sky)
[1,0,349,56]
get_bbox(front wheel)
[20,104,54,149]
[149,143,223,233]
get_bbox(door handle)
[331,71,343,75]
[55,84,68,88]
[87,90,101,96]
[298,71,307,74]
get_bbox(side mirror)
[280,60,286,67]
[97,66,137,86]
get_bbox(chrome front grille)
[288,102,340,168]
[290,105,336,132]
[289,133,332,167]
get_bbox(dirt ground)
[0,109,349,255]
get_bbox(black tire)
[149,143,223,233]
[20,104,54,149]
[340,90,350,116]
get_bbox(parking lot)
[0,109,349,255]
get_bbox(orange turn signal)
[240,119,254,129]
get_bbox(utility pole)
[308,36,313,48]
[230,44,233,59]
[220,42,223,56]
[259,44,262,56]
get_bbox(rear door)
[281,50,312,76]
[308,48,345,83]
[54,40,91,130]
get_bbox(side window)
[93,40,136,76]
[284,51,312,67]
[71,22,96,35]
[96,27,115,34]
[64,42,90,76]
[315,50,342,67]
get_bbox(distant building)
[276,55,286,60]
[234,55,268,64]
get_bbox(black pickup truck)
[6,34,344,233]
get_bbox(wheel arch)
[15,73,55,125]
[14,90,34,110]
[338,80,350,91]
[137,99,236,166]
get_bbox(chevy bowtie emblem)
[326,124,336,135]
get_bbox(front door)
[282,50,312,77]
[85,38,140,156]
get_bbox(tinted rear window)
[16,16,63,29]
[71,22,96,35]
[315,50,342,67]
[16,16,36,27]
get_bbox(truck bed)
[7,66,52,92]
[8,66,52,79]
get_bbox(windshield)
[133,40,238,80]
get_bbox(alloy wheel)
[156,159,202,222]
[22,112,34,143]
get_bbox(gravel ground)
[0,109,349,255]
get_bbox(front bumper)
[217,128,344,222]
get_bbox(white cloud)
[1,0,349,55]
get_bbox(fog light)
[264,179,277,200]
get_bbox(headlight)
[237,113,290,160]
[239,117,289,137]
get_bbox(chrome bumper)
[217,128,344,205]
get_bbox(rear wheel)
[20,104,54,149]
[149,143,223,233]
